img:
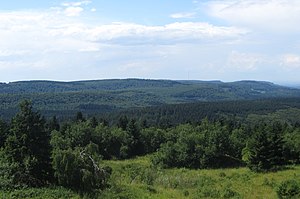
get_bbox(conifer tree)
[5,100,52,186]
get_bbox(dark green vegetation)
[1,79,300,120]
[112,97,300,127]
[1,79,300,198]
[0,101,300,198]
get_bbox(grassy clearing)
[102,155,300,199]
[0,155,299,198]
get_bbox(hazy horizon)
[1,0,300,84]
[1,78,300,88]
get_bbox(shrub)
[52,148,111,193]
[277,180,300,199]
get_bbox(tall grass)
[1,155,299,198]
[102,155,300,199]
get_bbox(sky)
[1,0,300,84]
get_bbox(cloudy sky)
[1,0,300,84]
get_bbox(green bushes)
[277,180,300,199]
[152,121,243,169]
[51,148,111,193]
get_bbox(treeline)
[1,79,300,122]
[0,101,300,195]
[107,97,300,127]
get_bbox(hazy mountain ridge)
[0,79,182,94]
[0,79,300,120]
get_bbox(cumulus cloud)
[0,9,248,81]
[1,1,298,83]
[206,0,300,33]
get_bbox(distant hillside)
[0,79,300,120]
[107,97,300,127]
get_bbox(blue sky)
[1,0,300,84]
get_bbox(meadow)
[1,155,299,199]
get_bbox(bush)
[277,180,300,199]
[52,148,111,193]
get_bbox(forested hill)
[0,79,182,94]
[1,79,300,120]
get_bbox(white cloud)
[170,12,196,19]
[281,54,300,69]
[0,50,29,57]
[61,1,91,7]
[64,6,84,17]
[227,51,263,71]
[61,1,91,17]
[206,0,300,33]
[81,22,247,45]
[0,9,248,81]
[2,3,298,82]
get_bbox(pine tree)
[47,116,60,131]
[118,115,128,130]
[127,119,143,156]
[244,122,286,172]
[5,100,52,186]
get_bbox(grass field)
[1,155,299,199]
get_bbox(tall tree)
[5,100,52,186]
[127,119,143,156]
[76,111,85,122]
[243,122,286,172]
[47,116,60,131]
[118,115,128,130]
[0,119,8,148]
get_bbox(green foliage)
[94,125,132,159]
[152,121,242,169]
[51,148,111,193]
[46,116,60,131]
[0,119,8,148]
[140,127,166,153]
[4,100,52,186]
[102,156,300,199]
[243,122,287,172]
[1,79,300,122]
[50,120,112,193]
[277,180,300,199]
[283,128,300,164]
[0,187,80,199]
[0,149,18,190]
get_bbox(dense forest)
[1,79,300,120]
[0,100,299,198]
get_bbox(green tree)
[89,116,98,128]
[4,100,52,186]
[283,128,300,164]
[0,119,8,148]
[243,122,287,172]
[127,119,143,156]
[76,111,85,122]
[47,116,60,131]
[118,115,128,130]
